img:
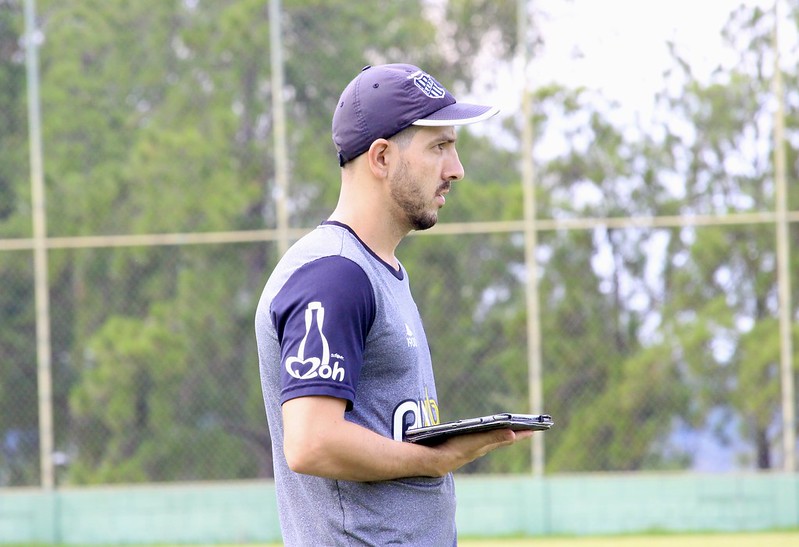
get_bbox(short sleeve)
[270,256,375,409]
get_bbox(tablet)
[403,413,554,446]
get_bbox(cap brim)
[412,103,500,127]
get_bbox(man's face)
[388,126,465,231]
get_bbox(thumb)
[488,428,518,447]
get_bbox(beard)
[389,159,447,231]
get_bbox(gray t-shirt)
[255,221,457,546]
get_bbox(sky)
[536,0,751,111]
[479,0,786,124]
[465,0,794,168]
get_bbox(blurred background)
[1,0,798,495]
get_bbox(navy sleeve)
[270,256,375,410]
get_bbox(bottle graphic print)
[285,301,334,380]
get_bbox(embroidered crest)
[409,71,446,99]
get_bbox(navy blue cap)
[332,64,499,166]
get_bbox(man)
[255,63,532,546]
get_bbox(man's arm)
[282,395,532,481]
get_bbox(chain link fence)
[1,0,797,488]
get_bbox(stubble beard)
[389,159,442,232]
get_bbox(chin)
[414,217,438,231]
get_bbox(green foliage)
[68,308,187,483]
[0,1,29,238]
[2,0,798,485]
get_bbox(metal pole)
[517,0,545,475]
[269,0,290,256]
[772,0,795,472]
[24,0,55,490]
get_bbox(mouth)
[435,182,451,206]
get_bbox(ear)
[366,138,392,179]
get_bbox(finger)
[487,428,517,446]
[512,430,535,441]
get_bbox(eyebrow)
[432,128,457,144]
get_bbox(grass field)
[458,531,799,546]
[190,532,799,546]
[8,532,799,546]
[197,531,799,546]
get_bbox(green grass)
[6,532,799,546]
[459,531,799,546]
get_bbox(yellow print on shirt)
[391,386,440,441]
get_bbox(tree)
[36,0,277,482]
[31,0,535,483]
[5,0,796,484]
[653,3,799,469]
[0,0,41,487]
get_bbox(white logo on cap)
[409,70,446,99]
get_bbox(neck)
[328,207,406,269]
[331,154,412,269]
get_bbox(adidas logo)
[405,323,418,348]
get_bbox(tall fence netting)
[1,0,797,487]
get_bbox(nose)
[445,147,465,182]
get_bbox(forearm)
[285,414,441,481]
[282,396,528,482]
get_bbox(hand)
[426,428,534,476]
